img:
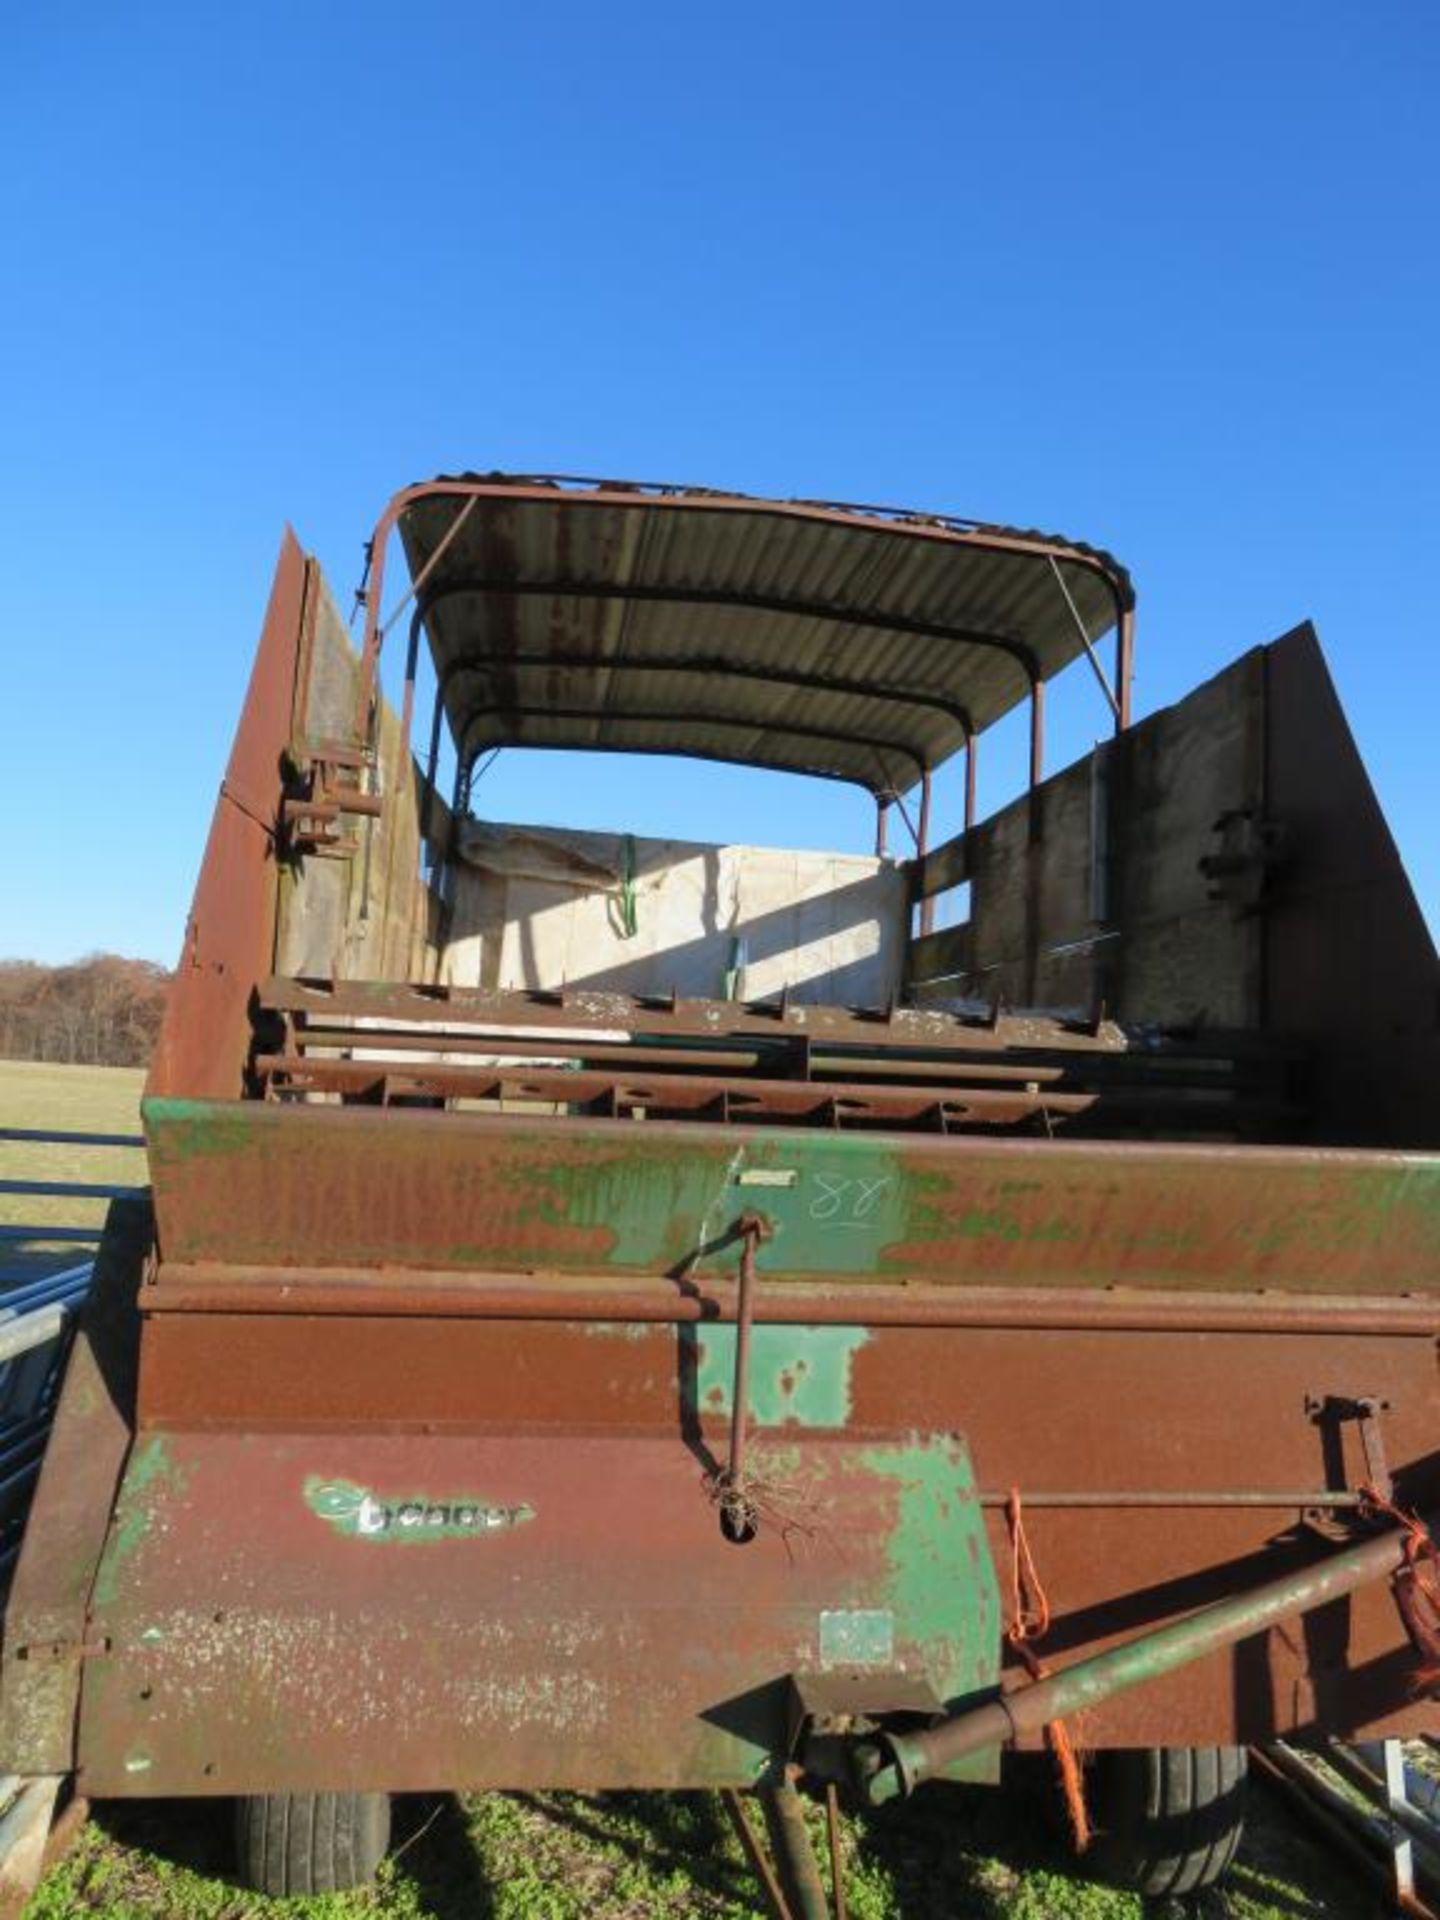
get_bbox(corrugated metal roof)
[396,475,1132,797]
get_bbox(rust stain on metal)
[9,476,1438,1823]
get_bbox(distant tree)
[0,955,171,1067]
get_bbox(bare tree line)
[0,956,171,1069]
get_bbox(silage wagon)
[5,475,1439,1912]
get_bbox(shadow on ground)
[82,1766,1379,1920]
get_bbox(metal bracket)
[280,739,381,857]
[1305,1393,1394,1527]
[1199,807,1287,911]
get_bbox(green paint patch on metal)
[303,1475,535,1542]
[516,1133,913,1274]
[141,1097,263,1163]
[91,1435,186,1609]
[696,1325,869,1428]
[819,1608,895,1667]
[1240,1161,1440,1261]
[860,1433,1001,1783]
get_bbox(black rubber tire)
[234,1791,391,1896]
[1083,1746,1247,1897]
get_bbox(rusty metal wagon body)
[5,476,1438,1901]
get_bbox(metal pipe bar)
[0,1429,50,1472]
[1029,680,1046,789]
[1258,1743,1440,1917]
[721,1789,796,1920]
[1327,1740,1440,1863]
[0,1308,71,1367]
[256,1053,1091,1124]
[917,772,935,939]
[863,1513,1435,1801]
[973,1490,1367,1510]
[885,783,919,844]
[142,1268,1440,1338]
[0,1428,53,1471]
[0,1228,100,1244]
[825,1785,847,1920]
[420,672,448,852]
[760,1782,832,1920]
[720,1221,763,1536]
[374,494,479,645]
[1047,556,1121,723]
[0,1270,96,1311]
[0,1182,139,1201]
[1115,606,1135,732]
[1248,1745,1438,1919]
[0,1263,91,1299]
[288,1035,1066,1087]
[0,1130,144,1149]
[0,1269,94,1309]
[0,1460,43,1511]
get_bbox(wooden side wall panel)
[1115,650,1265,1025]
[274,575,433,986]
[916,652,1264,1024]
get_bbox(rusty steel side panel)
[74,1428,999,1796]
[1264,623,1440,1148]
[146,533,312,1103]
[0,1200,147,1773]
[143,1100,1440,1294]
[114,1303,1440,1769]
[133,1314,1440,1487]
[72,1310,1440,1789]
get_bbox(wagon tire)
[1083,1746,1247,1896]
[234,1790,391,1896]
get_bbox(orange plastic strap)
[1004,1488,1090,1851]
[1359,1483,1440,1687]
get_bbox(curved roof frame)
[358,475,1136,839]
[410,586,982,813]
[455,697,930,795]
[412,574,1040,697]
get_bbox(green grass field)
[8,1064,1372,1919]
[28,1776,1373,1920]
[0,1061,146,1271]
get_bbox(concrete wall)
[441,821,906,1005]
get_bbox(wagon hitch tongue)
[845,1503,1440,1807]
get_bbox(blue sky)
[3,3,1436,963]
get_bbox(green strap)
[619,833,639,938]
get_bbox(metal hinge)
[14,1633,111,1665]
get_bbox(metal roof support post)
[1116,606,1135,732]
[450,745,474,836]
[965,736,978,831]
[420,677,447,851]
[917,772,935,938]
[875,800,889,858]
[1029,681,1045,791]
